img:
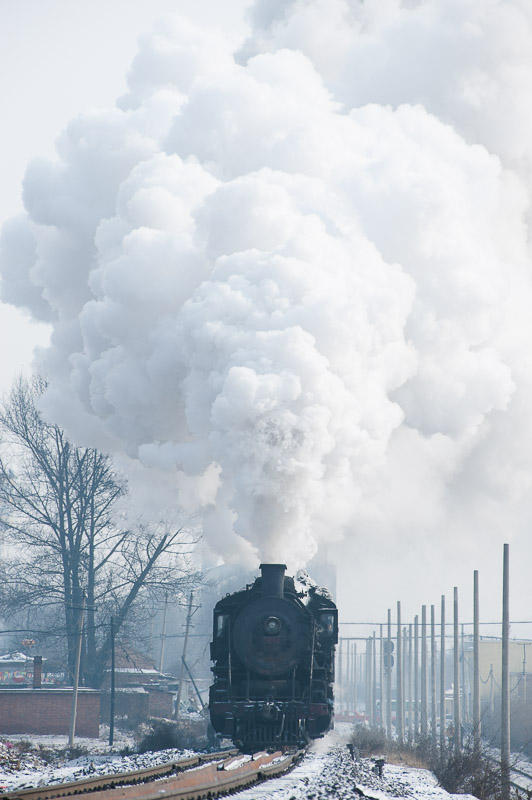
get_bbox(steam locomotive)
[209,563,338,751]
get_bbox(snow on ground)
[2,726,135,755]
[485,744,532,791]
[0,728,195,792]
[0,722,484,799]
[233,725,479,800]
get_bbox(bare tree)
[0,377,199,686]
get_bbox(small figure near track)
[372,757,385,778]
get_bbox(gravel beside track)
[231,736,479,800]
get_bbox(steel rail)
[0,749,238,800]
[485,754,532,793]
[0,748,305,800]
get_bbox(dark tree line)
[0,377,200,687]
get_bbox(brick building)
[100,646,175,723]
[0,688,100,737]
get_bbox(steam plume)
[2,4,532,582]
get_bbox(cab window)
[320,613,335,635]
[215,613,229,638]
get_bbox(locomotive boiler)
[209,563,338,751]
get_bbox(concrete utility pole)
[397,601,403,743]
[176,592,194,719]
[414,614,419,736]
[354,642,358,713]
[421,605,428,737]
[408,623,413,739]
[346,637,351,714]
[403,626,407,736]
[501,544,510,800]
[387,608,392,737]
[440,595,446,755]
[473,570,480,755]
[453,587,461,754]
[522,644,527,705]
[431,604,437,747]
[461,623,466,723]
[379,625,383,728]
[69,596,85,747]
[338,638,343,710]
[372,632,377,725]
[366,637,372,723]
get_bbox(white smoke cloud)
[1,0,532,594]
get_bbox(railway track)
[0,748,305,800]
[486,754,532,794]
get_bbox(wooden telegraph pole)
[69,596,85,747]
[501,544,510,800]
[440,595,446,755]
[453,587,461,754]
[176,592,194,719]
[159,593,168,673]
[109,616,116,746]
[421,605,428,737]
[397,601,403,743]
[473,570,480,756]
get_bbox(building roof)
[0,652,42,664]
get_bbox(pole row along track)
[0,749,306,800]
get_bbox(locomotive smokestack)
[259,563,286,598]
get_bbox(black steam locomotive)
[209,563,338,751]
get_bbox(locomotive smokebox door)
[233,595,310,677]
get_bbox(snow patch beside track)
[232,731,479,800]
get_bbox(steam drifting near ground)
[2,1,532,595]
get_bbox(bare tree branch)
[0,376,201,686]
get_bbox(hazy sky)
[0,0,249,393]
[1,0,531,640]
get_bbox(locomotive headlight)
[263,616,281,635]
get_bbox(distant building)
[101,645,176,723]
[0,652,64,685]
[463,638,532,707]
[461,639,532,756]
